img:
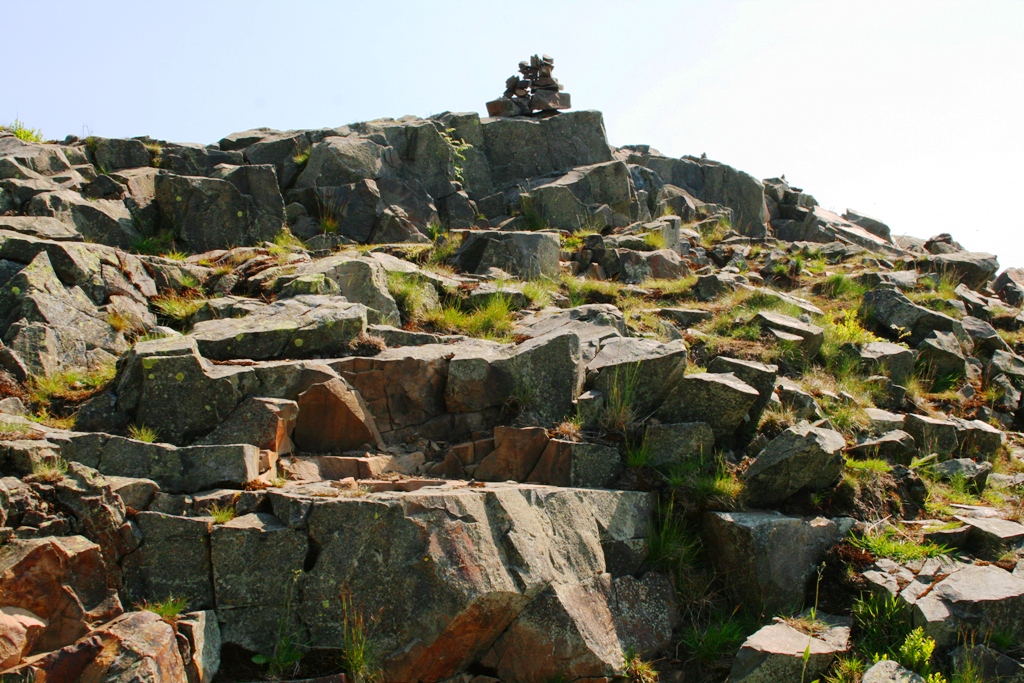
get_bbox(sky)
[3,0,1022,268]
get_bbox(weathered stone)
[743,424,846,505]
[155,171,282,252]
[919,251,999,290]
[293,378,383,453]
[127,512,214,609]
[730,615,851,683]
[904,413,959,457]
[858,341,915,384]
[294,135,387,188]
[707,356,778,433]
[848,430,918,465]
[526,161,633,229]
[196,397,297,454]
[0,535,120,652]
[950,644,1024,683]
[526,439,623,488]
[289,254,399,324]
[514,304,625,361]
[27,189,140,249]
[211,513,307,653]
[961,315,1011,357]
[0,215,80,241]
[451,230,560,280]
[644,422,715,467]
[705,511,849,613]
[474,426,549,482]
[843,209,891,241]
[177,610,221,683]
[654,373,761,441]
[956,515,1024,560]
[0,606,47,669]
[917,331,967,381]
[755,311,824,358]
[480,110,613,187]
[694,272,742,301]
[861,287,967,346]
[586,337,687,414]
[862,660,925,683]
[189,296,367,361]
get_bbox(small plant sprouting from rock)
[340,586,382,683]
[137,596,188,622]
[348,332,387,356]
[31,457,68,483]
[599,363,643,434]
[622,646,658,683]
[207,503,237,525]
[252,570,305,679]
[439,127,472,185]
[128,423,159,443]
[2,118,44,143]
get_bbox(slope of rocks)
[1,110,1023,683]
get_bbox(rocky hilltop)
[1,110,1023,683]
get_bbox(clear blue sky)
[4,0,1022,268]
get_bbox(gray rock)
[843,209,891,241]
[155,171,282,252]
[707,356,778,434]
[950,644,1024,682]
[705,510,850,613]
[27,189,139,249]
[645,422,715,468]
[127,512,214,608]
[104,475,160,511]
[0,216,80,241]
[919,251,999,290]
[658,307,712,328]
[849,430,918,465]
[654,373,761,441]
[211,512,308,653]
[451,230,560,280]
[743,424,846,504]
[950,417,1004,458]
[189,296,367,361]
[294,135,387,188]
[861,287,967,346]
[862,660,924,683]
[916,331,967,382]
[177,610,221,683]
[775,377,820,420]
[514,304,625,361]
[480,110,614,187]
[91,137,151,171]
[730,614,851,683]
[586,337,687,414]
[934,458,993,487]
[904,414,959,457]
[694,272,742,301]
[955,516,1024,560]
[526,160,634,229]
[858,341,915,384]
[526,439,623,489]
[290,255,399,324]
[754,311,824,358]
[961,315,1010,358]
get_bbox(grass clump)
[32,457,68,483]
[208,504,237,525]
[2,118,44,143]
[128,423,159,443]
[0,421,40,440]
[851,526,949,563]
[817,273,865,299]
[422,295,515,341]
[340,587,382,683]
[642,231,667,250]
[152,292,206,327]
[560,229,599,252]
[132,231,177,256]
[269,229,307,255]
[252,570,305,679]
[598,363,642,434]
[292,148,310,166]
[624,435,651,468]
[823,656,866,683]
[137,596,188,621]
[29,365,116,408]
[560,274,621,307]
[386,272,436,324]
[852,591,912,661]
[622,647,659,683]
[679,610,752,666]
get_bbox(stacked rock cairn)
[486,54,571,118]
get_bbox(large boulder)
[126,512,215,609]
[288,254,399,324]
[654,373,761,441]
[586,337,687,415]
[294,135,387,188]
[514,304,626,361]
[26,189,140,249]
[858,341,915,384]
[707,356,778,434]
[480,110,614,187]
[526,160,634,229]
[155,170,283,252]
[188,296,367,361]
[918,251,999,290]
[860,287,967,346]
[451,230,560,280]
[730,615,851,683]
[916,331,967,382]
[743,424,846,505]
[704,511,850,613]
[292,377,384,452]
[754,311,824,358]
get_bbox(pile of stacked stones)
[486,53,571,118]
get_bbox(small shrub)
[899,627,938,677]
[208,504,237,525]
[349,332,387,356]
[32,457,68,483]
[138,596,188,621]
[2,118,44,143]
[551,417,582,442]
[823,656,866,683]
[851,526,949,563]
[439,127,472,185]
[852,591,912,660]
[292,148,310,166]
[128,424,159,443]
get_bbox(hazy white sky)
[4,0,1022,267]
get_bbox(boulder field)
[0,111,1022,682]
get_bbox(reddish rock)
[0,535,122,652]
[473,427,549,482]
[0,606,47,669]
[196,397,298,454]
[293,378,384,453]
